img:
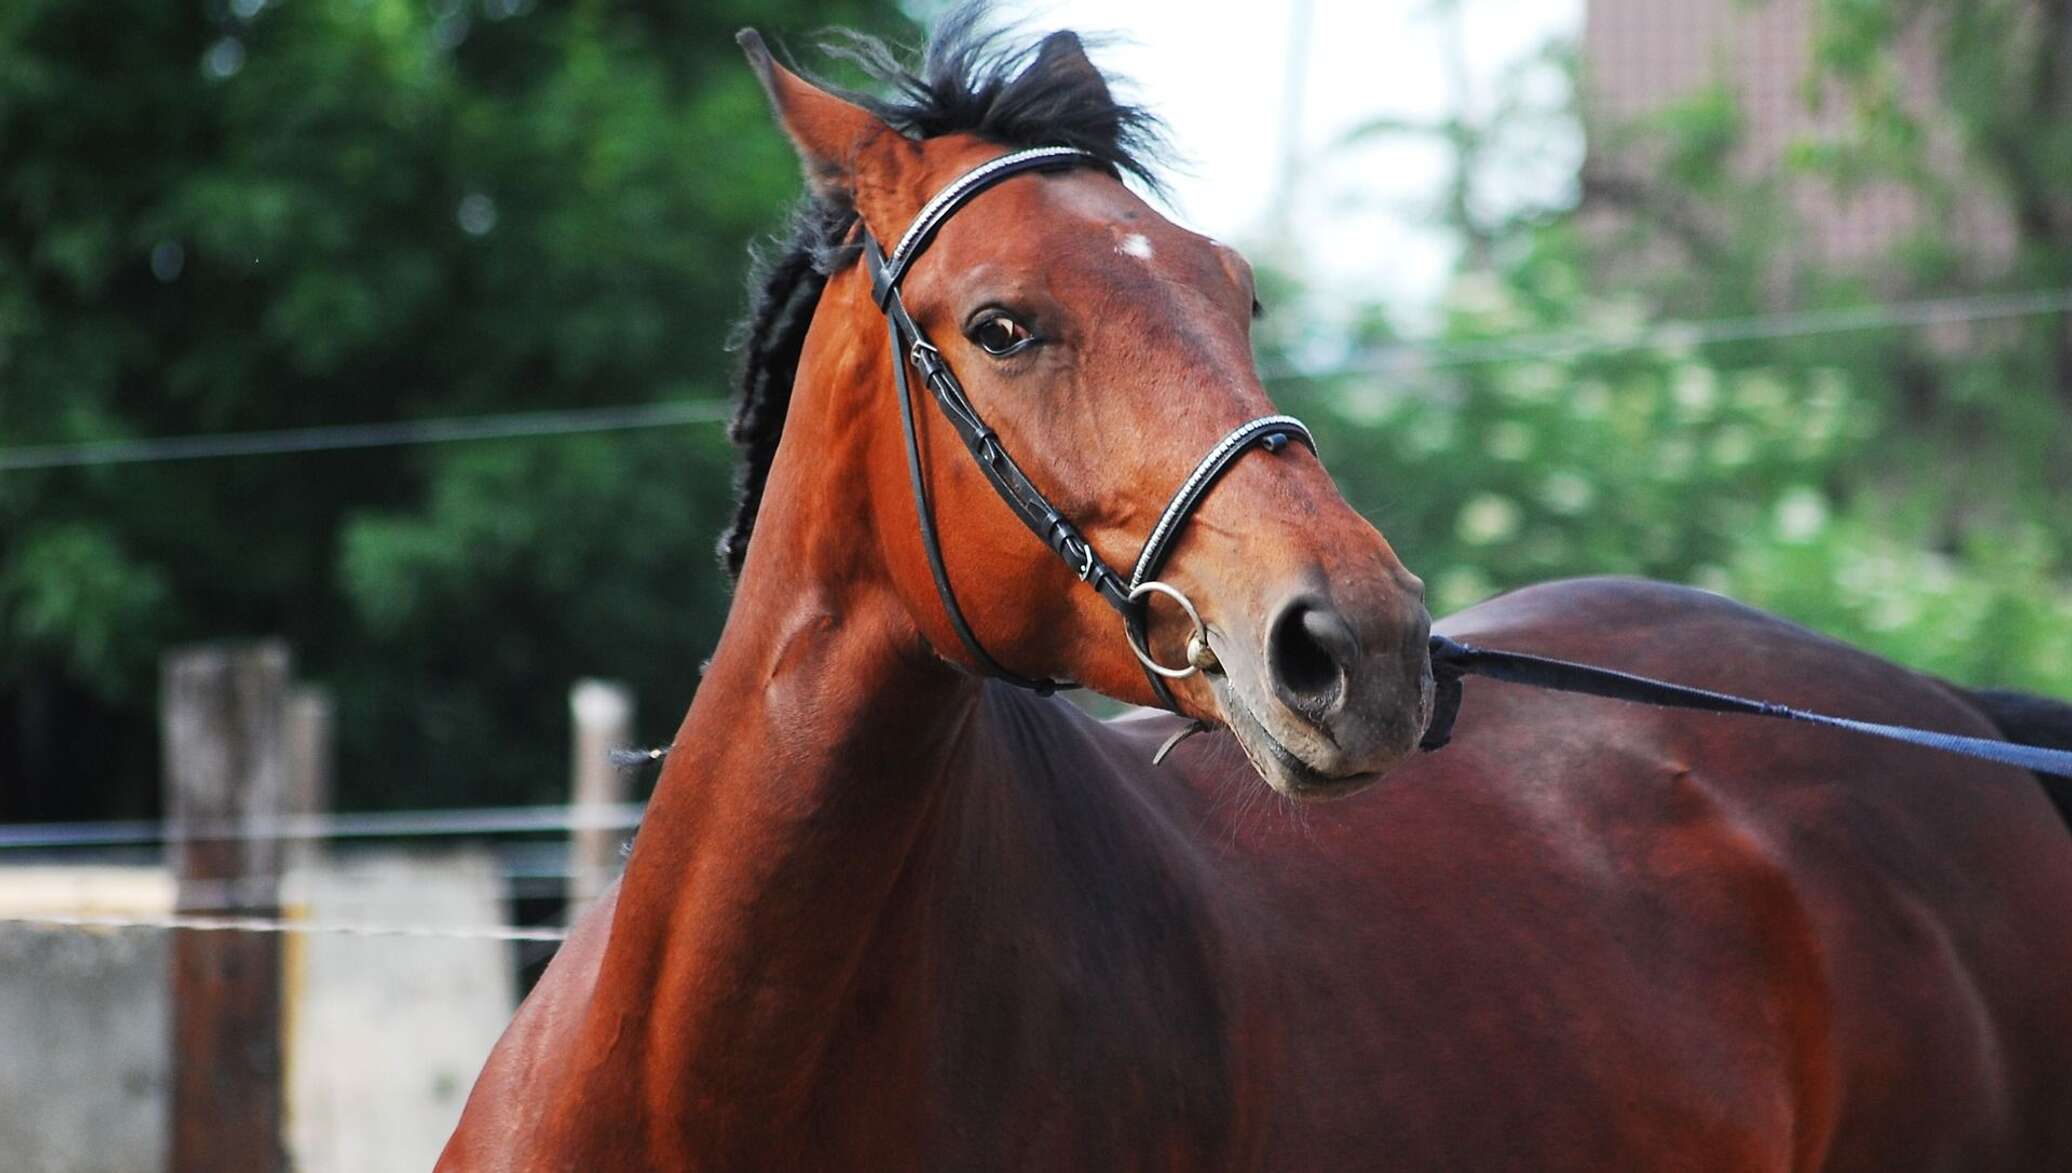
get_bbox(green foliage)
[1280,232,1864,609]
[5,0,2069,826]
[1281,223,2072,696]
[1716,509,2072,696]
[1651,84,1744,194]
[0,523,167,699]
[0,0,902,817]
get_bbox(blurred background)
[3,0,2069,1169]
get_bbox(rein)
[1421,635,2072,778]
[863,145,1314,708]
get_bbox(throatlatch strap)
[884,308,1066,696]
[873,234,1170,704]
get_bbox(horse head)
[737,26,1432,798]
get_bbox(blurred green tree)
[0,0,902,818]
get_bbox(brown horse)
[440,18,2072,1171]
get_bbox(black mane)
[718,4,1165,577]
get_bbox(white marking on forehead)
[1118,233,1155,260]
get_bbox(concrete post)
[284,684,334,875]
[569,679,634,910]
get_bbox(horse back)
[1201,577,2072,1169]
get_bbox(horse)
[440,16,2072,1170]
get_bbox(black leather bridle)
[861,144,1316,709]
[576,155,2072,786]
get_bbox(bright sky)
[989,0,1583,334]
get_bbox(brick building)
[1578,0,2014,290]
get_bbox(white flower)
[1434,566,1496,613]
[1485,421,1534,461]
[1671,364,1718,417]
[1540,471,1596,515]
[1568,379,1612,419]
[1774,487,1829,543]
[1457,494,1523,545]
[1499,363,1563,404]
[1709,426,1754,467]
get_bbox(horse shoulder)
[437,881,619,1171]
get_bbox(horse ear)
[1027,30,1112,106]
[739,29,889,201]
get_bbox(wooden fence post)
[569,679,633,910]
[162,641,288,1173]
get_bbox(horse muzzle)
[1205,580,1433,799]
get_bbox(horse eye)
[970,314,1034,357]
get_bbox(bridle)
[602,152,2072,784]
[861,145,1315,710]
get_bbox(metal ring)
[1126,580,1207,680]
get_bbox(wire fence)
[0,910,572,942]
[6,283,2069,943]
[0,400,731,472]
[1274,285,2072,377]
[0,802,646,851]
[0,803,636,941]
[3,285,2065,473]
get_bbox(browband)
[875,145,1101,302]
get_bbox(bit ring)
[1126,581,1209,680]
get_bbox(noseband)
[862,145,1315,710]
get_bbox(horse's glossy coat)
[440,23,2072,1171]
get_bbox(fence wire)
[0,400,730,472]
[1267,285,2072,377]
[0,910,570,942]
[9,284,2071,940]
[0,802,646,851]
[0,804,634,941]
[5,286,2067,472]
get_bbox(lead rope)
[1420,634,2072,777]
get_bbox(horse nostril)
[1267,596,1358,719]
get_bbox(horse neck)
[570,276,1246,1161]
[587,297,985,1107]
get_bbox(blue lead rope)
[1419,635,2072,779]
